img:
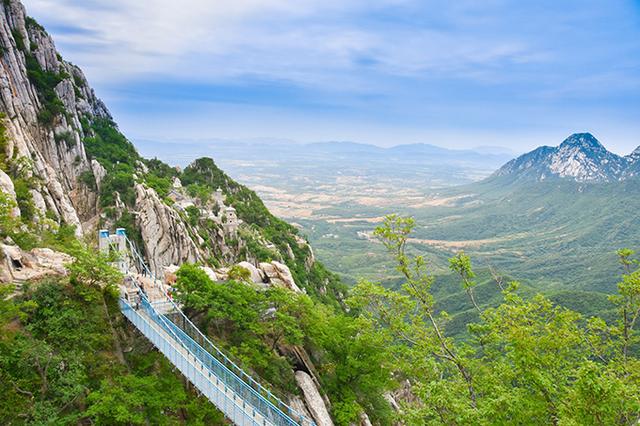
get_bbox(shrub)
[144,173,171,198]
[83,118,139,168]
[78,170,96,191]
[185,205,200,227]
[54,130,75,147]
[99,163,136,208]
[24,54,66,126]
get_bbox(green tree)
[350,215,640,425]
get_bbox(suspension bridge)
[100,229,315,426]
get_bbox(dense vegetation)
[179,157,347,304]
[174,263,393,424]
[0,228,225,425]
[349,215,640,424]
[173,214,640,425]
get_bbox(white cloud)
[23,0,537,88]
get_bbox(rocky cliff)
[0,0,110,235]
[0,0,342,302]
[0,2,350,422]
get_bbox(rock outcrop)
[493,133,639,183]
[135,184,201,275]
[0,169,19,216]
[0,243,71,283]
[288,396,314,425]
[237,260,266,284]
[0,0,113,236]
[260,261,302,293]
[295,370,334,426]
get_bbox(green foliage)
[311,313,394,424]
[24,53,66,125]
[185,204,200,227]
[99,163,136,208]
[0,254,225,423]
[0,190,20,239]
[25,16,46,32]
[0,114,8,171]
[11,29,25,52]
[13,176,35,220]
[348,215,640,425]
[144,158,178,179]
[174,263,300,392]
[83,118,140,168]
[228,264,251,282]
[67,243,122,299]
[87,374,185,425]
[143,173,171,198]
[175,263,391,423]
[185,183,212,203]
[54,130,75,147]
[78,170,96,191]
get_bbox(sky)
[23,0,640,154]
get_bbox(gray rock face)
[295,370,334,426]
[288,396,314,425]
[134,184,201,276]
[259,261,302,292]
[0,0,111,236]
[0,169,20,216]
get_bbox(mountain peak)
[493,133,629,183]
[559,133,604,152]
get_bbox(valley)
[138,135,640,297]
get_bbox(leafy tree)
[86,375,185,425]
[349,214,640,425]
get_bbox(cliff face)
[0,0,109,235]
[0,0,343,304]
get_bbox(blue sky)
[24,0,640,154]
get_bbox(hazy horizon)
[24,0,640,154]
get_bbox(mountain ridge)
[493,132,637,183]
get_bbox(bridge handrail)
[118,235,313,426]
[119,298,264,424]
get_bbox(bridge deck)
[108,231,313,426]
[121,299,270,425]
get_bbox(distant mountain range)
[136,138,516,191]
[493,133,640,183]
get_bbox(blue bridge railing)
[104,230,315,426]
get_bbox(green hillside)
[409,177,640,293]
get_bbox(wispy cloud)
[22,0,640,152]
[24,0,540,87]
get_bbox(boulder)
[295,370,334,426]
[271,261,302,293]
[238,261,265,283]
[163,264,179,285]
[258,261,301,292]
[0,244,71,283]
[200,266,218,282]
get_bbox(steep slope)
[0,1,111,235]
[0,2,351,423]
[0,0,343,302]
[623,146,640,178]
[493,133,630,182]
